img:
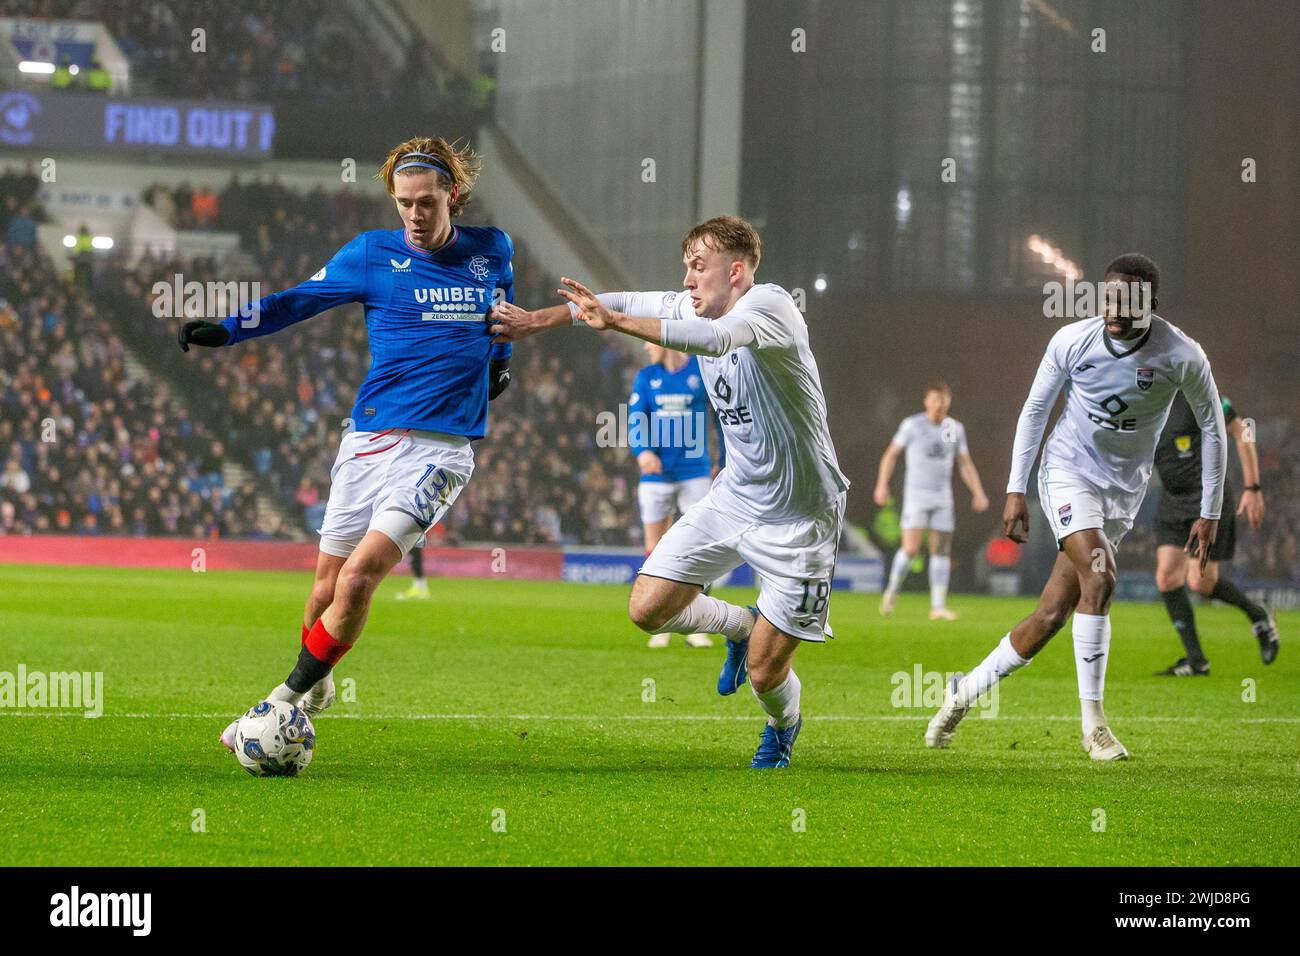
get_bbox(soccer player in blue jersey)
[630,341,725,648]
[177,137,515,751]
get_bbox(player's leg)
[628,573,751,661]
[926,549,1079,748]
[737,494,842,767]
[305,550,346,634]
[927,528,956,620]
[638,480,676,647]
[396,545,429,600]
[631,493,752,692]
[1057,527,1130,758]
[882,524,923,616]
[746,616,804,768]
[1154,544,1209,675]
[675,476,716,649]
[222,530,403,752]
[283,444,473,706]
[298,549,347,716]
[1187,516,1279,663]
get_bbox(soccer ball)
[233,700,316,777]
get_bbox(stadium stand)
[3,170,646,547]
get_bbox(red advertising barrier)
[0,535,564,580]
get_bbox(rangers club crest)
[1136,367,1154,391]
[468,255,490,280]
[1058,503,1072,527]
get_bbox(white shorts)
[900,490,955,533]
[637,475,713,524]
[317,428,474,559]
[640,488,846,642]
[1037,463,1145,551]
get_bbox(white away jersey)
[1007,315,1226,518]
[595,284,850,522]
[891,413,968,496]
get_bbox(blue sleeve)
[490,229,514,361]
[221,233,368,344]
[628,370,652,458]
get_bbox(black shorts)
[1154,489,1236,561]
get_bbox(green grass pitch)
[1,563,1296,866]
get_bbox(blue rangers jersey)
[628,355,723,483]
[218,225,513,438]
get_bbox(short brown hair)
[924,380,951,398]
[376,136,481,219]
[682,215,761,269]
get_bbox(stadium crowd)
[0,241,266,538]
[17,0,479,110]
[7,172,642,546]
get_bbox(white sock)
[269,682,304,704]
[1073,612,1110,733]
[955,633,1029,706]
[929,555,951,609]
[752,669,801,728]
[886,549,912,594]
[661,595,754,642]
[411,577,427,592]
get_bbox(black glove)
[178,320,230,352]
[488,357,511,400]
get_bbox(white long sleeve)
[659,285,797,357]
[1179,348,1227,519]
[1006,333,1069,493]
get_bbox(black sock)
[286,645,332,694]
[1209,578,1267,624]
[410,546,424,580]
[1160,587,1205,662]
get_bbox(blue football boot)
[716,605,756,695]
[750,715,803,768]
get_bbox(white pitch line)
[1,711,1298,724]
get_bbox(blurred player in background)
[1153,392,1278,674]
[874,382,989,620]
[926,254,1226,761]
[396,545,429,600]
[178,136,514,751]
[631,341,725,648]
[490,216,850,769]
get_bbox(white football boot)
[1082,725,1130,761]
[301,671,336,718]
[924,672,970,748]
[219,719,239,753]
[647,633,671,648]
[684,633,714,648]
[929,607,959,621]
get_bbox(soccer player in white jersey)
[490,216,850,768]
[874,381,989,620]
[926,254,1226,761]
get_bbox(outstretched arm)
[179,235,367,351]
[560,278,794,357]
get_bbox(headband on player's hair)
[394,152,453,178]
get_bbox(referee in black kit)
[1152,391,1279,675]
